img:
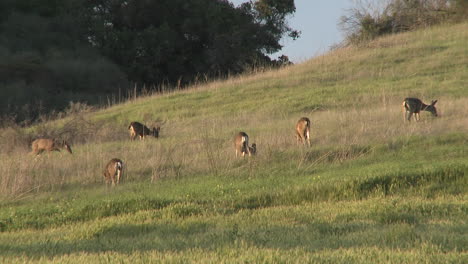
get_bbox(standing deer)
[234,132,256,157]
[295,117,311,146]
[128,121,160,140]
[30,138,73,156]
[103,158,124,186]
[402,98,438,121]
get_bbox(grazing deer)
[103,158,124,186]
[249,143,257,156]
[234,132,256,157]
[30,138,73,156]
[128,121,160,140]
[295,117,311,146]
[402,98,438,121]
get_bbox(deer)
[30,138,73,156]
[103,158,124,186]
[402,98,438,122]
[295,117,311,146]
[234,132,256,157]
[249,143,257,156]
[128,121,160,140]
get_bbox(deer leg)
[241,142,249,157]
[116,172,119,185]
[402,105,407,121]
[106,179,112,190]
[296,132,302,145]
[302,132,307,146]
[104,172,109,188]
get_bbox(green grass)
[0,22,467,263]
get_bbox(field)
[0,23,467,263]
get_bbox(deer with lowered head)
[103,158,124,186]
[295,117,311,146]
[234,132,256,157]
[128,121,161,140]
[30,138,73,156]
[402,98,438,122]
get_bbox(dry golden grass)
[1,93,466,200]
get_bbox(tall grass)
[0,22,467,263]
[2,97,465,200]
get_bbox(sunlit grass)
[0,22,467,263]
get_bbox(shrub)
[339,0,467,45]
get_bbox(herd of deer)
[29,97,438,187]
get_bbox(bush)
[339,0,468,45]
[0,123,31,154]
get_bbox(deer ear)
[432,100,438,105]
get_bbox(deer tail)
[115,161,123,170]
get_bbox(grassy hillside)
[0,23,467,263]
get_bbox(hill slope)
[0,23,467,263]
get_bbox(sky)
[229,0,353,63]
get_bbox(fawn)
[128,121,161,140]
[103,158,124,186]
[30,138,72,156]
[295,117,311,146]
[234,132,256,157]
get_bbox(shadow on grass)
[1,217,466,259]
[0,221,373,257]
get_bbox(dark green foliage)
[0,2,128,122]
[85,0,298,86]
[0,0,297,122]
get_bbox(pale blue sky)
[229,0,352,63]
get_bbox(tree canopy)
[0,0,298,123]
